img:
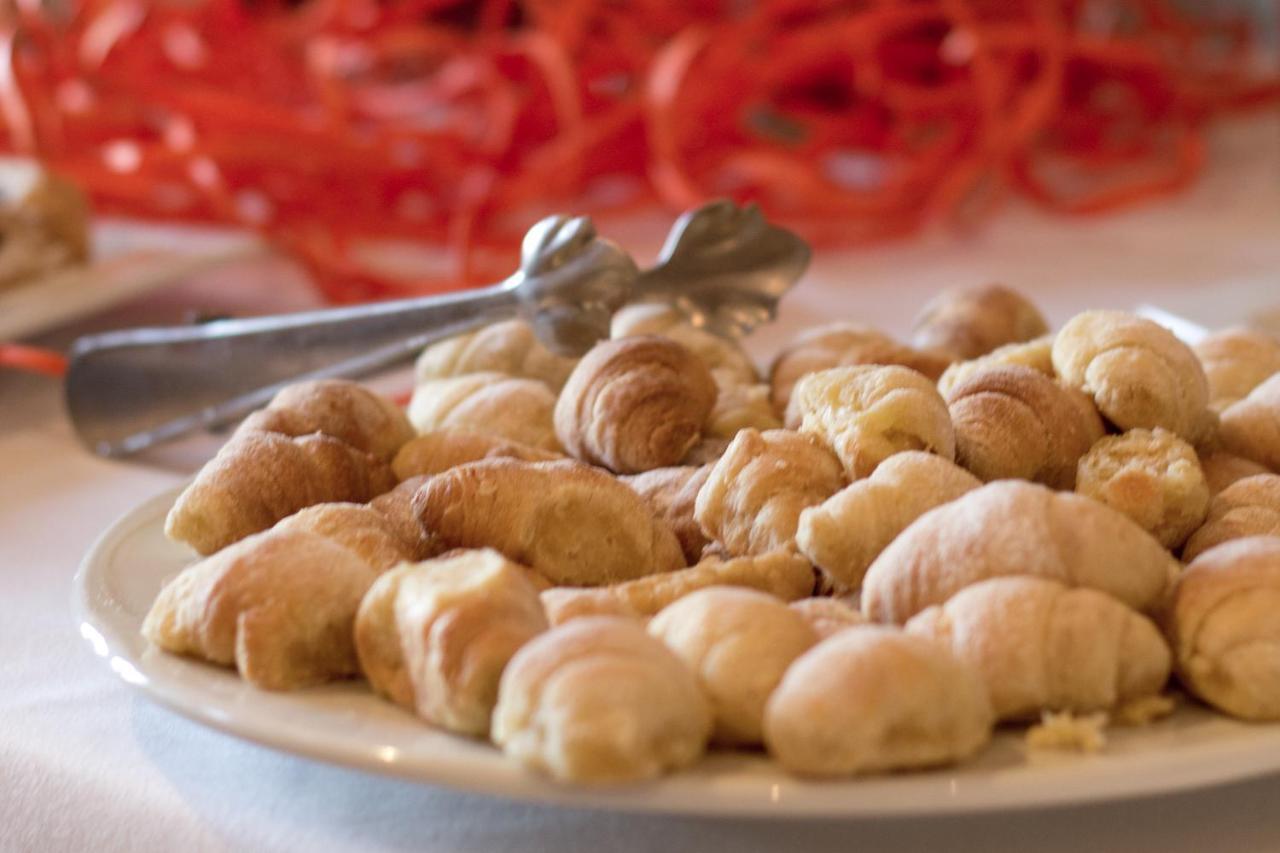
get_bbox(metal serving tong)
[65,200,810,458]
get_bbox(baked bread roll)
[1076,428,1210,549]
[236,379,414,462]
[1167,536,1280,720]
[789,597,866,639]
[650,587,817,745]
[694,428,844,556]
[166,431,396,556]
[415,459,686,585]
[367,476,442,560]
[407,372,561,452]
[1219,373,1280,470]
[936,335,1055,397]
[391,430,560,481]
[906,577,1171,721]
[796,451,980,591]
[354,549,548,735]
[540,551,815,626]
[1182,474,1280,561]
[1199,450,1269,495]
[861,481,1178,623]
[1193,327,1280,410]
[910,283,1048,360]
[768,323,953,414]
[414,318,577,390]
[610,302,759,386]
[621,465,712,562]
[142,529,380,689]
[763,627,993,777]
[554,336,717,473]
[706,382,783,439]
[274,502,417,570]
[946,366,1104,487]
[790,365,955,478]
[1052,310,1210,441]
[492,616,712,783]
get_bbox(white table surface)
[3,115,1280,853]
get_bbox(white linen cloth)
[2,117,1280,853]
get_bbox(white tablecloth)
[3,117,1280,853]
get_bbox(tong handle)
[65,282,517,456]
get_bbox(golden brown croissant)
[944,366,1103,487]
[1181,474,1280,561]
[768,323,953,414]
[621,465,712,563]
[649,587,817,745]
[354,549,549,735]
[788,597,866,640]
[1219,373,1280,471]
[1193,327,1280,410]
[142,528,381,689]
[539,551,816,626]
[763,627,994,777]
[610,302,759,386]
[705,382,783,440]
[1198,450,1270,495]
[273,502,418,570]
[1167,536,1280,720]
[910,283,1049,360]
[936,335,1055,397]
[1052,310,1210,441]
[166,431,397,556]
[407,372,561,451]
[236,379,414,462]
[492,616,713,783]
[554,336,717,473]
[906,576,1171,721]
[415,458,686,585]
[391,429,561,481]
[694,428,844,556]
[1075,428,1210,550]
[790,365,955,478]
[414,318,577,390]
[796,451,981,591]
[861,481,1178,623]
[366,476,443,560]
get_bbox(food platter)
[74,485,1280,818]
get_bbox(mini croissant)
[936,335,1055,397]
[768,323,953,414]
[946,366,1104,487]
[554,335,717,474]
[1198,450,1269,495]
[142,528,381,690]
[790,365,955,479]
[354,549,549,735]
[539,551,816,626]
[621,465,712,563]
[273,502,419,570]
[910,283,1048,360]
[492,616,713,783]
[1219,373,1280,471]
[796,451,981,591]
[705,382,783,440]
[414,318,578,390]
[407,372,561,452]
[391,429,561,481]
[861,481,1178,624]
[694,428,844,556]
[1193,327,1280,410]
[906,576,1171,721]
[610,302,759,386]
[1181,474,1280,561]
[166,431,396,556]
[788,597,866,640]
[1052,310,1210,441]
[236,379,415,462]
[415,458,686,586]
[367,476,443,561]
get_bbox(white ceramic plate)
[74,487,1280,818]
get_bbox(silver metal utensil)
[65,200,809,458]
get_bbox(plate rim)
[72,485,1280,819]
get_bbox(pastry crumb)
[1113,694,1177,726]
[1025,711,1108,753]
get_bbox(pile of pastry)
[144,283,1280,785]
